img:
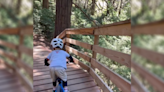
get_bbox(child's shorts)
[49,67,67,82]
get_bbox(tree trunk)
[54,0,72,37]
[16,0,21,14]
[118,0,122,15]
[91,0,96,15]
[43,0,49,8]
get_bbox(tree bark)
[16,0,21,14]
[91,0,96,15]
[43,0,49,8]
[54,0,72,37]
[118,0,122,15]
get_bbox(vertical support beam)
[65,34,70,53]
[16,30,24,70]
[18,35,24,59]
[91,35,99,70]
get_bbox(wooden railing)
[57,20,131,92]
[0,26,33,92]
[131,20,164,92]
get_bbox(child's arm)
[44,58,50,66]
[44,53,51,66]
[68,55,74,63]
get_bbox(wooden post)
[91,35,99,70]
[65,34,70,53]
[18,35,24,61]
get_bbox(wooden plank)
[0,40,17,49]
[57,30,66,38]
[34,81,97,92]
[91,58,131,92]
[34,76,93,86]
[65,34,70,52]
[92,35,99,59]
[65,45,91,62]
[33,63,76,70]
[0,50,32,78]
[132,19,164,35]
[68,81,97,91]
[89,68,113,92]
[18,35,24,59]
[0,25,33,35]
[0,27,19,35]
[33,73,89,81]
[33,63,80,70]
[33,66,81,73]
[0,49,16,61]
[131,74,149,92]
[96,19,130,28]
[66,38,92,50]
[19,45,33,57]
[17,59,33,78]
[0,77,17,84]
[20,25,33,35]
[132,60,164,92]
[1,60,15,71]
[93,45,131,68]
[94,23,131,36]
[0,70,26,92]
[38,86,100,92]
[0,72,12,79]
[16,68,33,92]
[34,69,85,77]
[0,80,21,90]
[91,35,99,70]
[73,57,90,72]
[0,87,25,92]
[63,38,66,43]
[132,45,164,67]
[73,86,100,92]
[66,28,94,35]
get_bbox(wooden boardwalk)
[33,46,101,92]
[0,66,25,92]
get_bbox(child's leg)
[50,67,57,91]
[53,81,57,90]
[55,67,68,91]
[63,81,68,91]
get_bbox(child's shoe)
[53,87,56,92]
[64,88,69,92]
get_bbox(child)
[44,38,74,92]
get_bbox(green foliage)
[131,0,164,25]
[34,0,55,39]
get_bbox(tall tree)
[54,0,72,37]
[43,0,49,8]
[91,0,96,15]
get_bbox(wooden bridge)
[33,20,131,92]
[0,19,164,92]
[0,26,33,92]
